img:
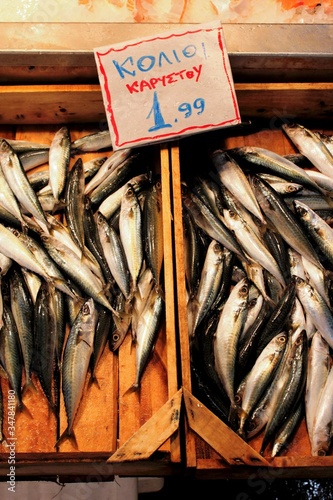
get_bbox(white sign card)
[94,21,241,150]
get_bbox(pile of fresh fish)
[184,122,333,457]
[0,126,165,449]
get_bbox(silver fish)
[213,277,249,406]
[40,233,117,315]
[187,240,224,339]
[57,298,97,448]
[260,329,308,454]
[9,266,36,395]
[294,199,333,268]
[84,148,132,196]
[251,175,323,269]
[223,208,285,285]
[311,363,333,456]
[238,331,287,437]
[0,224,51,281]
[119,183,144,293]
[96,211,131,300]
[130,286,164,391]
[71,129,112,154]
[0,139,48,228]
[306,331,330,452]
[283,123,333,179]
[48,126,71,204]
[212,150,265,223]
[294,275,333,350]
[231,145,323,193]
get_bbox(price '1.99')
[147,91,205,133]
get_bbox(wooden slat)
[107,389,182,463]
[183,389,270,467]
[0,83,332,125]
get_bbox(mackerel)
[48,126,71,204]
[251,175,323,269]
[214,277,249,406]
[58,298,97,448]
[211,150,264,223]
[283,123,333,179]
[0,138,49,228]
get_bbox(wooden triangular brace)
[107,389,182,462]
[183,387,271,467]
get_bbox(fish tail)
[123,381,140,397]
[16,400,33,420]
[22,376,38,397]
[55,426,78,450]
[88,370,101,390]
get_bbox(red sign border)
[95,23,240,148]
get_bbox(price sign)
[94,21,241,150]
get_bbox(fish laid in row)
[185,123,333,457]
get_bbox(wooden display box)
[0,87,181,479]
[171,83,333,479]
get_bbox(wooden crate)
[171,83,333,479]
[0,90,181,479]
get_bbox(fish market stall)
[0,18,333,481]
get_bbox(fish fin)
[55,427,78,450]
[154,283,165,302]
